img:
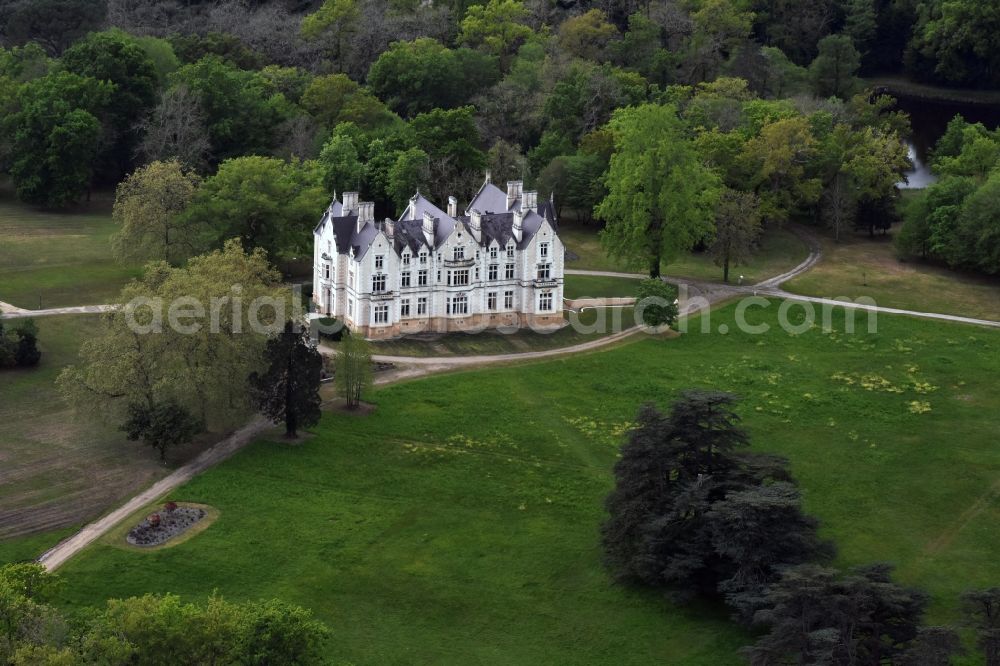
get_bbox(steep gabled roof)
[467,181,509,214]
[393,219,430,255]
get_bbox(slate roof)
[315,177,558,260]
[467,181,509,214]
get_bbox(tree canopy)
[596,104,720,277]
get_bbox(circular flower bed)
[126,503,206,547]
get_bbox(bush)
[314,317,348,341]
[0,319,42,369]
[635,279,678,328]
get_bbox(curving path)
[37,417,270,571]
[0,301,115,319]
[23,229,1000,570]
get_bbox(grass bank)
[561,224,809,285]
[357,307,638,357]
[0,315,199,541]
[0,189,141,309]
[48,303,1000,663]
[783,232,1000,321]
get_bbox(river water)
[894,95,1000,189]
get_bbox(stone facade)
[312,175,565,339]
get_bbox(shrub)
[635,279,678,328]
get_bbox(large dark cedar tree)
[602,390,831,623]
[745,563,934,666]
[249,320,323,438]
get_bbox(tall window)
[453,246,465,261]
[372,274,387,292]
[540,242,549,259]
[488,264,498,281]
[539,291,553,312]
[418,269,428,286]
[323,264,330,279]
[487,291,497,310]
[375,255,384,270]
[490,246,498,260]
[401,272,411,288]
[537,264,551,280]
[400,299,411,317]
[449,269,470,286]
[348,270,355,287]
[402,253,410,266]
[503,290,514,310]
[348,298,354,316]
[506,243,515,258]
[419,250,428,265]
[505,264,515,280]
[374,304,389,324]
[448,293,468,315]
[417,297,428,315]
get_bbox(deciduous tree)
[135,84,212,170]
[596,104,720,277]
[4,71,112,207]
[120,400,202,461]
[112,160,204,265]
[336,333,372,409]
[58,241,289,430]
[186,156,327,258]
[710,188,761,282]
[61,29,159,181]
[459,0,533,70]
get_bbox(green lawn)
[563,273,640,299]
[0,188,142,309]
[0,315,184,541]
[784,232,1000,321]
[43,303,1000,663]
[560,223,810,284]
[361,307,639,357]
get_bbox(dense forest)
[0,0,997,273]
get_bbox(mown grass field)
[45,303,1000,663]
[560,224,810,284]
[0,188,142,310]
[0,315,191,541]
[784,232,1000,321]
[563,273,640,299]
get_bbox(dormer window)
[506,243,514,258]
[419,250,428,265]
[402,252,410,266]
[490,246,498,260]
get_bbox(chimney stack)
[384,218,395,240]
[485,170,492,184]
[448,196,457,218]
[512,209,523,242]
[506,180,522,211]
[342,191,359,212]
[422,211,435,247]
[522,190,537,212]
[469,209,482,243]
[355,201,374,234]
